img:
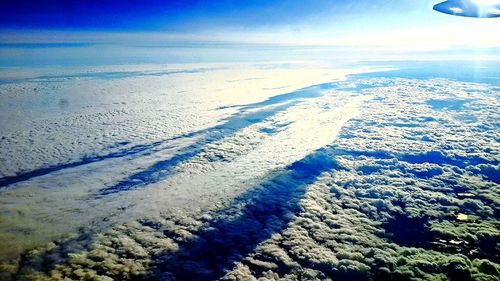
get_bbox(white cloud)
[2,64,499,281]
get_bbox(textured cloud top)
[0,63,499,281]
[0,63,374,264]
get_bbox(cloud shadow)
[149,147,340,281]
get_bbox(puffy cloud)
[4,75,499,281]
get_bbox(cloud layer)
[2,70,498,281]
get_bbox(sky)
[1,0,499,66]
[0,1,440,31]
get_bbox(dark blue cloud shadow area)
[333,148,500,184]
[0,80,341,191]
[150,147,339,280]
[96,82,338,196]
[96,102,296,196]
[0,140,165,188]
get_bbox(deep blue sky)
[0,0,430,31]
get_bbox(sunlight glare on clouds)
[333,21,500,50]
